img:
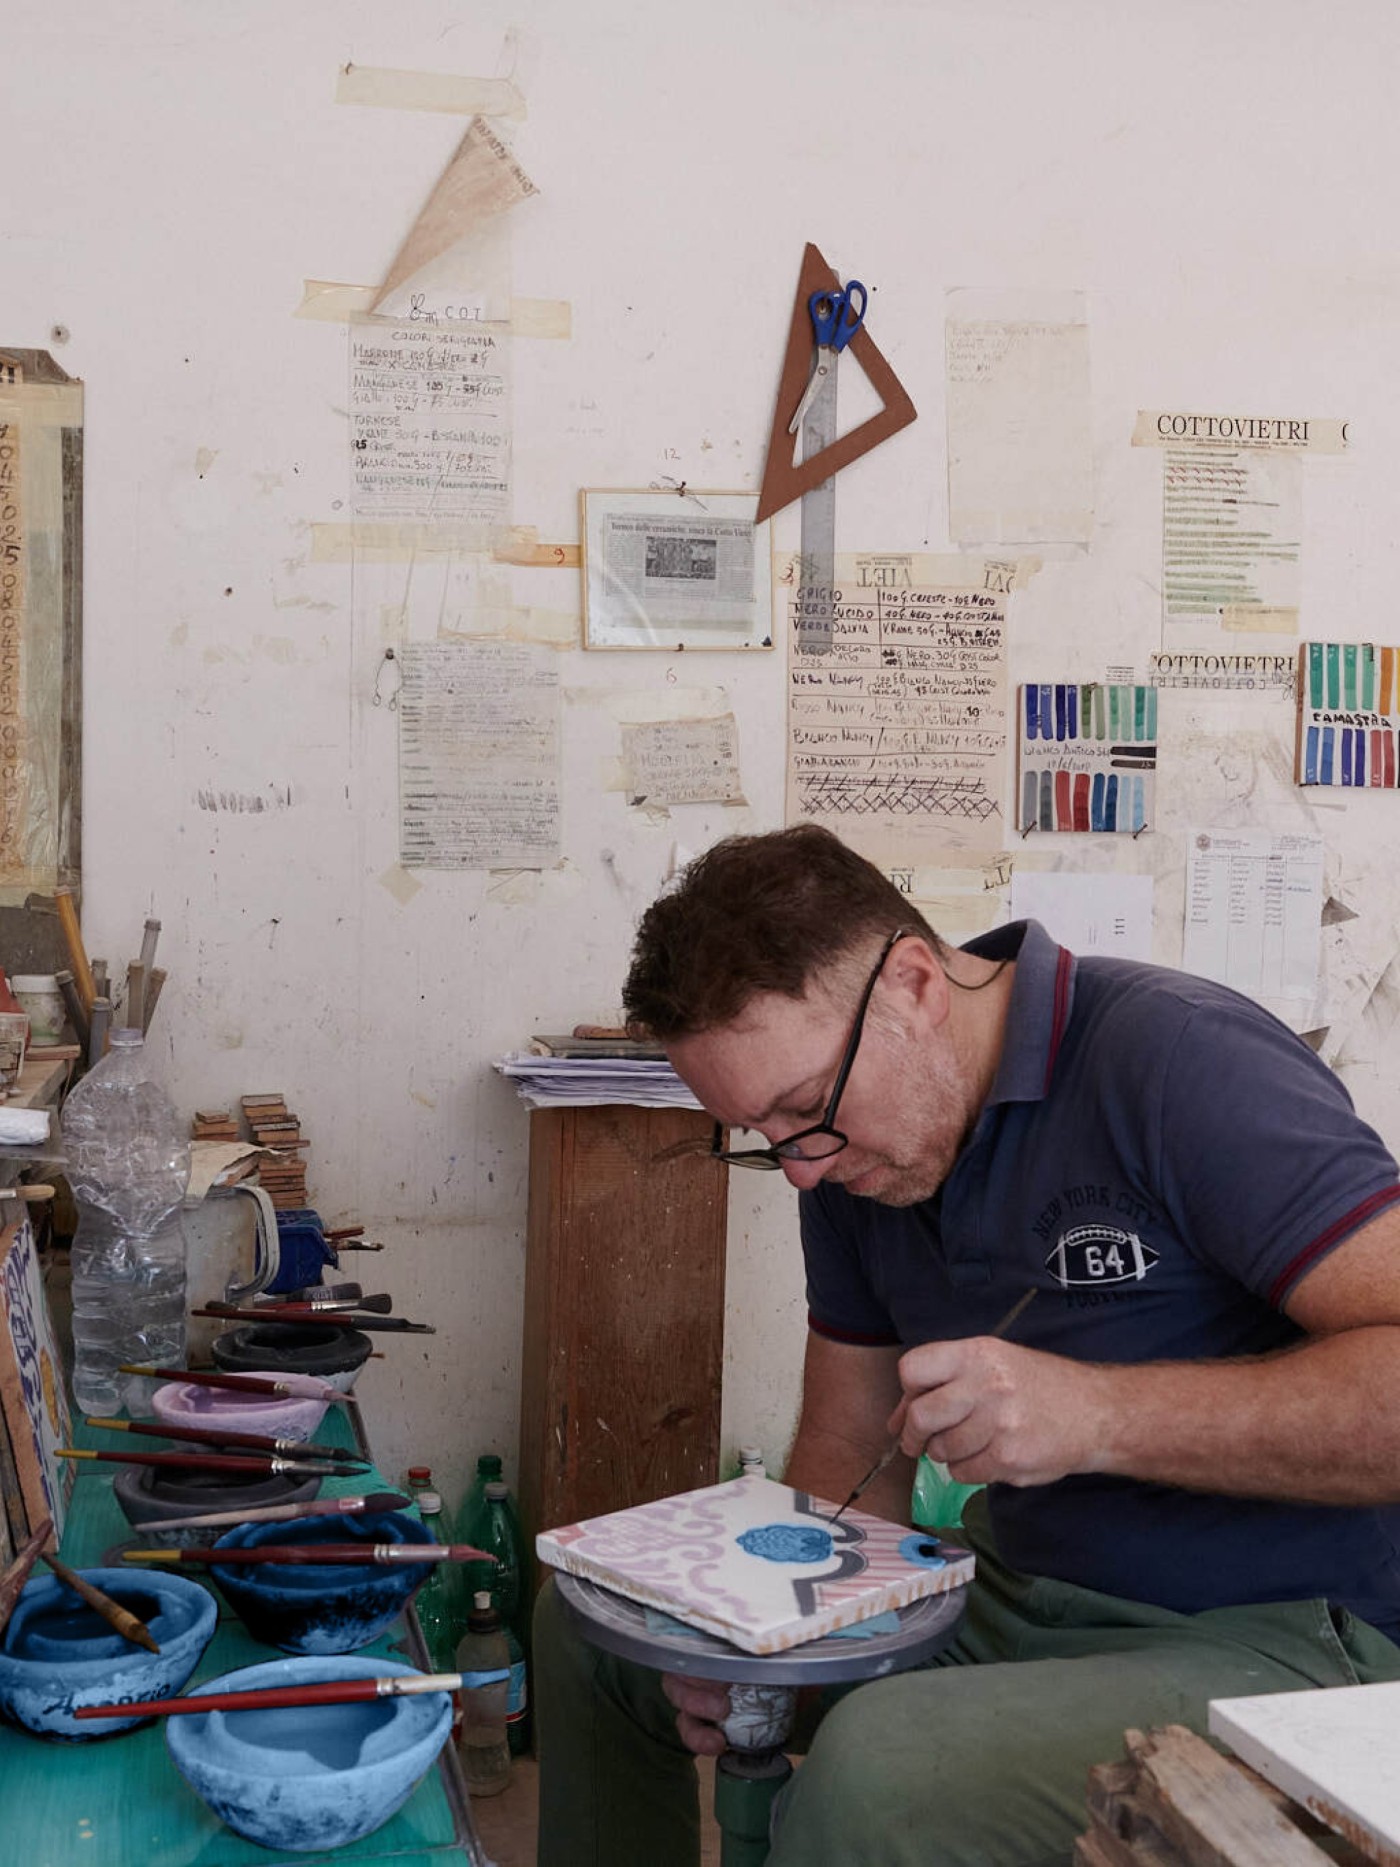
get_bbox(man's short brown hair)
[623,823,942,1039]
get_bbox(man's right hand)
[662,1672,733,1755]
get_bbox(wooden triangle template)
[754,242,918,524]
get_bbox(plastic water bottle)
[63,1027,190,1415]
[455,1591,511,1797]
[413,1488,466,1673]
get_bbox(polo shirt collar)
[961,918,1077,1106]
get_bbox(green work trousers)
[533,1492,1400,1867]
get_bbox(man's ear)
[887,936,951,1034]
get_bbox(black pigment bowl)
[210,1321,373,1392]
[112,1460,323,1548]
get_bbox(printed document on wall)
[782,550,1012,862]
[1183,828,1323,1007]
[945,290,1093,546]
[399,641,558,869]
[1010,871,1154,961]
[351,323,511,526]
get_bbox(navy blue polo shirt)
[802,920,1400,1635]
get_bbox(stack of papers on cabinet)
[494,1051,701,1110]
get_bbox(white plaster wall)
[9,0,1400,1509]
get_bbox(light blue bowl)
[165,1654,452,1851]
[210,1511,436,1655]
[0,1567,217,1739]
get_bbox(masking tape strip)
[296,279,570,338]
[0,382,85,428]
[493,527,580,569]
[336,64,526,118]
[311,520,502,560]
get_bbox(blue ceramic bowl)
[210,1512,436,1654]
[0,1567,217,1739]
[165,1654,452,1851]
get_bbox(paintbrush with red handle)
[253,1292,393,1314]
[127,1542,496,1566]
[58,1448,364,1478]
[74,1670,481,1719]
[84,1416,370,1465]
[80,1418,369,1463]
[119,1364,352,1403]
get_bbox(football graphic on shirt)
[1045,1224,1158,1287]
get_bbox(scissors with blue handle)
[788,280,869,435]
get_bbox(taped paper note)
[945,291,1093,547]
[621,716,745,808]
[1010,871,1153,961]
[399,641,559,870]
[781,550,1009,860]
[1183,828,1323,1005]
[1133,412,1348,453]
[350,324,510,524]
[1160,445,1300,629]
[372,117,538,319]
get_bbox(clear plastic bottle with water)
[63,1027,190,1415]
[455,1591,511,1797]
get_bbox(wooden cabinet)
[518,1105,727,1549]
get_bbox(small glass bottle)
[738,1445,767,1480]
[455,1591,511,1797]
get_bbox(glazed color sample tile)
[537,1476,974,1654]
[1296,640,1400,787]
[1017,682,1156,833]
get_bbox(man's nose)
[779,1151,834,1191]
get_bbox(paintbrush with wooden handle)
[828,1286,1039,1525]
[0,1519,52,1639]
[42,1553,161,1654]
[75,1670,475,1719]
[84,1416,370,1465]
[126,1542,497,1567]
[145,1490,410,1533]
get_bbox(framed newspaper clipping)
[581,488,773,651]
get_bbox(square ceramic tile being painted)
[536,1475,975,1654]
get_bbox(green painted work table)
[0,1402,492,1867]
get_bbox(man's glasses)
[711,926,912,1171]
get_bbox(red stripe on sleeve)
[1267,1183,1400,1308]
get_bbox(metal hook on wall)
[373,646,402,711]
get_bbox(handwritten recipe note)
[350,323,511,526]
[781,552,1009,860]
[399,641,559,870]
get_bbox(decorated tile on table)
[537,1476,974,1655]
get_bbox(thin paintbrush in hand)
[829,1286,1039,1525]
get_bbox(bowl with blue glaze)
[209,1511,436,1654]
[0,1567,217,1739]
[165,1654,452,1851]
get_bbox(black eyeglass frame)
[711,925,914,1170]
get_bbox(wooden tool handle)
[53,887,96,1014]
